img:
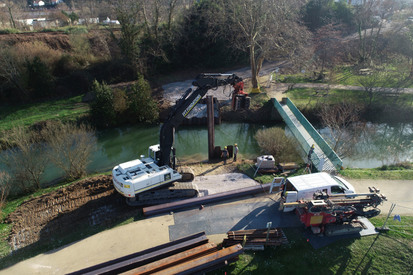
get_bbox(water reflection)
[320,123,413,168]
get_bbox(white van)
[281,172,356,212]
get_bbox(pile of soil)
[6,175,138,251]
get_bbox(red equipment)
[283,187,386,234]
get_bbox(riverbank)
[1,164,412,273]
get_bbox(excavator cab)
[148,144,161,164]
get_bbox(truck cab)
[281,172,356,212]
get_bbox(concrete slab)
[194,173,260,196]
[2,215,175,275]
[168,195,302,241]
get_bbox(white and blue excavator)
[112,73,244,205]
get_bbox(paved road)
[350,179,413,215]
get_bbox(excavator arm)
[158,73,243,167]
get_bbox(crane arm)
[158,73,243,167]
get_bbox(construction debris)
[222,228,288,249]
[69,232,242,275]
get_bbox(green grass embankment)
[340,166,413,180]
[213,216,413,274]
[0,95,89,132]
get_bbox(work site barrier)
[272,98,342,172]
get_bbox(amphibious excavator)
[112,73,244,205]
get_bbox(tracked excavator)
[112,73,244,206]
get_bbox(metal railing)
[272,98,342,172]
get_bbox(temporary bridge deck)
[273,98,342,173]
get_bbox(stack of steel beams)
[69,232,243,275]
[222,228,288,248]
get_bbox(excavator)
[112,73,244,206]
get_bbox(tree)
[313,24,343,79]
[128,74,159,123]
[0,47,27,99]
[220,0,311,90]
[354,0,400,65]
[0,126,48,192]
[90,80,116,127]
[357,69,410,107]
[388,25,413,78]
[42,122,96,181]
[114,0,184,73]
[318,102,365,158]
[25,56,55,98]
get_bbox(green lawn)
[211,216,413,275]
[0,95,89,132]
[284,87,413,109]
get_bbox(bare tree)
[354,0,400,65]
[0,127,48,192]
[219,0,311,90]
[0,47,27,98]
[114,0,184,72]
[43,122,96,181]
[313,24,344,80]
[357,69,410,107]
[318,102,365,158]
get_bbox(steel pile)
[143,183,272,217]
[222,228,288,248]
[69,232,243,275]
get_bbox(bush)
[25,56,55,98]
[89,80,116,127]
[254,127,301,163]
[128,74,159,123]
[0,126,48,193]
[41,122,96,181]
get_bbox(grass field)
[284,87,413,109]
[0,95,89,132]
[211,216,413,275]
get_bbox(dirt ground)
[4,162,241,253]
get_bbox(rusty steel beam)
[122,243,218,275]
[207,95,215,161]
[143,183,271,217]
[152,244,243,275]
[68,232,208,275]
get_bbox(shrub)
[0,126,48,193]
[128,74,159,123]
[41,122,96,181]
[89,80,116,127]
[254,127,301,163]
[12,41,62,70]
[25,56,55,98]
[113,88,128,116]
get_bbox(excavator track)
[126,182,199,207]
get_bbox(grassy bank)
[340,163,413,180]
[0,95,89,132]
[286,88,413,108]
[212,216,413,274]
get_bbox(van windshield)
[333,177,349,190]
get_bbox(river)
[2,122,412,185]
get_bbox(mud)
[6,175,139,251]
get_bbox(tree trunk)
[250,43,259,89]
